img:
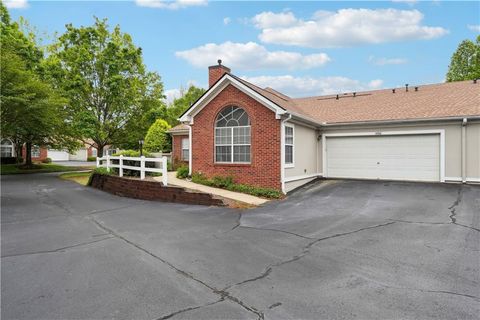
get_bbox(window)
[215,106,251,163]
[181,138,189,161]
[1,139,13,157]
[32,145,41,158]
[91,148,97,157]
[285,125,294,167]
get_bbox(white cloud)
[135,0,207,10]
[223,17,231,25]
[251,11,297,28]
[256,8,448,48]
[468,25,480,32]
[241,75,384,97]
[4,0,28,9]
[176,41,330,70]
[369,56,408,65]
[391,0,417,6]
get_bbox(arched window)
[1,139,14,158]
[215,106,251,163]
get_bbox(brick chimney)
[208,59,230,87]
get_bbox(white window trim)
[321,129,445,183]
[1,139,14,157]
[181,138,189,161]
[32,145,41,158]
[214,125,251,164]
[284,124,295,168]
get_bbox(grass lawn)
[59,172,91,186]
[1,163,93,175]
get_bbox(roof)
[167,124,189,134]
[232,77,480,124]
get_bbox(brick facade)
[191,84,281,190]
[172,134,189,169]
[90,174,225,206]
[21,145,48,161]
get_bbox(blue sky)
[7,0,480,101]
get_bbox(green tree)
[44,18,165,156]
[144,119,171,152]
[0,3,78,165]
[166,85,205,125]
[446,36,480,82]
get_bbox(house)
[176,61,479,193]
[167,124,190,169]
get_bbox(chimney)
[208,59,231,87]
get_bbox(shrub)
[1,157,17,164]
[42,157,52,163]
[87,156,96,162]
[211,175,234,188]
[176,165,189,179]
[190,172,282,199]
[144,119,171,152]
[113,150,152,157]
[88,167,112,186]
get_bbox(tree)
[44,18,165,156]
[0,3,78,165]
[144,119,171,152]
[446,36,480,82]
[166,85,205,126]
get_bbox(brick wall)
[22,145,48,161]
[191,84,282,190]
[172,134,189,169]
[90,174,225,206]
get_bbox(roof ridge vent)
[405,84,409,92]
[474,79,477,84]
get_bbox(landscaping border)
[89,173,225,206]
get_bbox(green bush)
[190,172,282,199]
[42,157,52,163]
[144,119,171,152]
[211,175,234,188]
[176,165,189,179]
[88,167,112,186]
[87,156,96,162]
[112,149,152,157]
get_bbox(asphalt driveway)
[1,174,479,319]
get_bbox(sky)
[6,0,480,102]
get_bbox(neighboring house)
[0,139,98,162]
[168,124,190,169]
[176,61,480,193]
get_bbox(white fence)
[96,155,168,186]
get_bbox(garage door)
[69,148,87,161]
[325,134,440,182]
[48,149,69,161]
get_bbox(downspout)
[280,113,292,194]
[188,125,193,176]
[461,118,467,183]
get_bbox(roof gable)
[179,74,286,124]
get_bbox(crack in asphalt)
[229,212,242,231]
[238,226,314,240]
[448,187,463,224]
[89,216,265,320]
[1,236,114,258]
[224,222,396,291]
[376,282,480,302]
[154,298,225,320]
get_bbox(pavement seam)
[153,298,225,320]
[88,216,265,320]
[223,221,396,291]
[1,236,114,258]
[237,225,314,240]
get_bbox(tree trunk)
[97,145,104,158]
[15,141,23,164]
[25,142,32,166]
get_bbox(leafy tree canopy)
[446,35,480,82]
[144,119,171,152]
[44,17,165,155]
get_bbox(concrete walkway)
[155,172,269,206]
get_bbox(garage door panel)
[47,150,69,161]
[326,135,440,182]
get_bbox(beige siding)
[466,122,480,180]
[284,122,318,178]
[320,120,480,181]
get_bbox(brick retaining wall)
[90,174,225,206]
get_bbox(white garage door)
[48,149,69,161]
[69,148,87,161]
[325,134,440,182]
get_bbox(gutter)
[280,113,292,194]
[321,115,480,127]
